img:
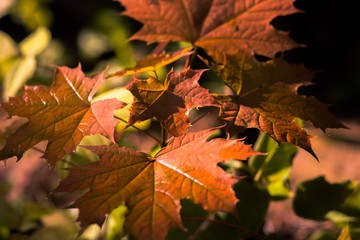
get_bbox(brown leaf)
[126,67,220,136]
[212,54,315,95]
[118,0,299,61]
[214,57,345,158]
[56,128,262,240]
[0,65,123,170]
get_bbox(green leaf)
[309,230,338,240]
[23,203,53,222]
[193,181,270,240]
[19,27,51,57]
[166,199,209,240]
[58,134,112,178]
[341,187,360,218]
[104,205,127,240]
[3,56,36,101]
[293,177,355,221]
[250,133,279,173]
[250,133,298,199]
[0,31,18,60]
[234,181,270,232]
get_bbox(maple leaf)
[125,67,220,136]
[56,128,262,240]
[0,65,123,170]
[213,56,345,158]
[107,47,192,78]
[118,0,299,61]
[212,54,315,96]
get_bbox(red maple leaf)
[118,0,299,61]
[125,67,220,136]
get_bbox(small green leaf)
[19,27,51,56]
[250,133,298,199]
[249,133,279,173]
[0,31,18,60]
[293,177,354,221]
[3,56,36,101]
[104,205,127,240]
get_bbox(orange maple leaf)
[56,128,262,240]
[0,65,123,170]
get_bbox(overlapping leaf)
[213,55,345,158]
[0,65,123,170]
[125,67,220,136]
[118,0,299,61]
[56,128,262,240]
[107,47,192,78]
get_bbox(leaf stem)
[151,41,169,55]
[153,70,159,80]
[191,108,218,126]
[184,46,198,68]
[182,217,271,240]
[114,116,162,145]
[32,146,45,154]
[161,126,167,148]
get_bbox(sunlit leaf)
[250,133,297,199]
[3,56,36,101]
[19,27,51,56]
[0,31,18,60]
[126,67,220,136]
[56,128,261,240]
[0,65,123,170]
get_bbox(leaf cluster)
[0,0,349,239]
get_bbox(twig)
[153,70,159,80]
[161,126,167,148]
[184,46,198,68]
[114,116,162,145]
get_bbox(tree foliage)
[1,0,356,240]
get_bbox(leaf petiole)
[161,126,167,147]
[114,116,162,145]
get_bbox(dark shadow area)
[272,0,360,119]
